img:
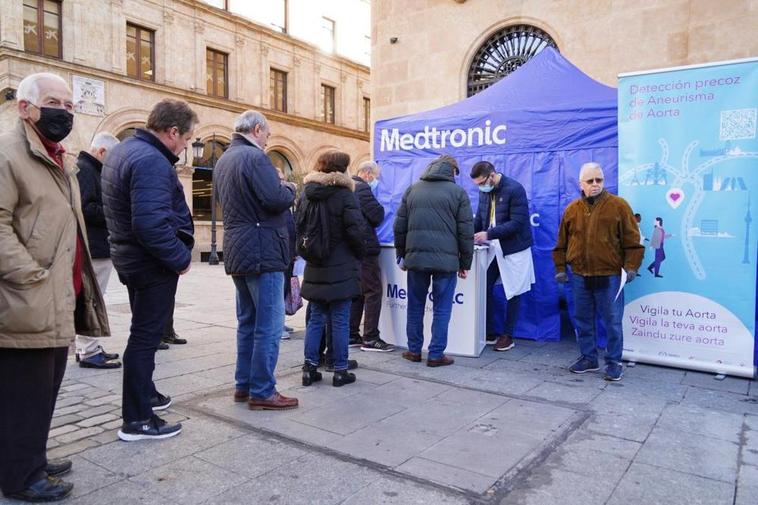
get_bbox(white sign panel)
[72,76,105,116]
[377,245,487,357]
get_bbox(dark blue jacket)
[101,129,193,274]
[474,173,533,255]
[351,176,385,256]
[76,151,109,259]
[214,134,296,275]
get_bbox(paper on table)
[614,268,627,302]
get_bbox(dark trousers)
[0,347,68,495]
[486,261,522,337]
[120,269,178,422]
[163,297,175,338]
[349,255,382,341]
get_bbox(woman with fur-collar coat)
[298,151,365,387]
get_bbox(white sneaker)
[281,331,291,340]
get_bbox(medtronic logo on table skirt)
[386,283,464,304]
[379,121,507,152]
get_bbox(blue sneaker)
[604,363,624,381]
[568,357,600,374]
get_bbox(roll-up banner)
[618,57,758,378]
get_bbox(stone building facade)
[0,0,370,257]
[371,0,758,121]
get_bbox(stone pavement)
[2,263,757,504]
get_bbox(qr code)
[720,108,757,140]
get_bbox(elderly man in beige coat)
[0,72,109,502]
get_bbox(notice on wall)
[72,75,105,116]
[618,58,758,378]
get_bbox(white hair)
[357,160,379,175]
[234,110,267,134]
[579,162,604,181]
[90,132,120,151]
[16,72,70,104]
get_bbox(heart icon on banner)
[666,188,685,209]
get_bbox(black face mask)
[34,107,74,142]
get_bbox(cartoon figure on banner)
[647,217,671,278]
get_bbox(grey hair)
[579,162,604,181]
[90,132,120,151]
[356,160,379,175]
[234,110,268,134]
[17,72,70,104]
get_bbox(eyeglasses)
[584,177,604,184]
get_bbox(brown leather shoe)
[233,390,248,402]
[427,355,455,367]
[402,351,422,362]
[248,392,299,410]
[494,335,515,352]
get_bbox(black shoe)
[348,336,363,348]
[150,392,171,412]
[157,342,169,350]
[325,359,358,372]
[6,476,73,502]
[302,362,323,387]
[162,333,187,345]
[360,338,395,352]
[79,353,122,369]
[332,370,356,387]
[97,345,120,360]
[45,458,72,477]
[117,415,182,441]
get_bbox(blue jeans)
[305,299,351,371]
[571,274,623,365]
[232,272,285,400]
[406,270,457,360]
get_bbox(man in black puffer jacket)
[299,151,366,388]
[349,161,394,353]
[214,110,298,411]
[75,132,122,369]
[394,155,474,367]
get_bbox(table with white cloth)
[377,244,489,357]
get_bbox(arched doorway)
[467,24,557,97]
[192,138,228,221]
[268,149,294,181]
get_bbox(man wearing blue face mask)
[470,161,534,352]
[350,161,394,352]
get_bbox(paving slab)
[341,477,470,505]
[203,453,377,505]
[196,433,307,479]
[505,468,615,505]
[396,457,497,494]
[129,455,247,504]
[635,426,740,482]
[67,479,171,505]
[294,395,407,435]
[329,421,441,467]
[607,462,734,505]
[656,403,744,442]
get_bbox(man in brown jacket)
[0,73,109,502]
[553,162,643,382]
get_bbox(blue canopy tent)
[373,47,618,341]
